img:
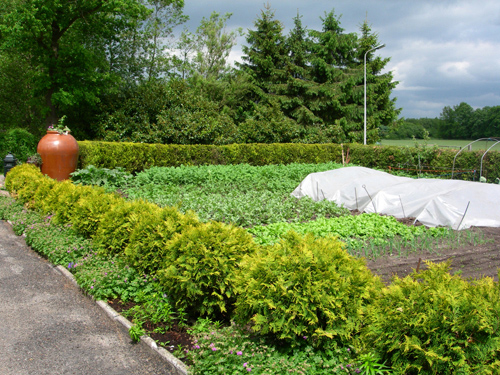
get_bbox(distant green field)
[380,139,500,151]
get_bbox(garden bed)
[4,163,500,374]
[107,223,500,363]
[366,226,499,283]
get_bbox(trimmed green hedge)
[77,142,344,172]
[77,141,500,181]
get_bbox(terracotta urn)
[37,131,79,181]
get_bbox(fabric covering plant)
[234,231,383,349]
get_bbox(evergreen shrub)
[29,178,57,210]
[124,205,200,274]
[93,199,163,257]
[362,261,500,374]
[77,140,500,181]
[233,231,382,349]
[37,181,87,224]
[69,189,123,237]
[9,166,45,205]
[157,221,257,319]
[4,164,42,197]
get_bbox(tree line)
[386,103,500,140]
[0,1,400,145]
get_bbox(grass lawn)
[380,138,500,151]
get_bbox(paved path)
[0,219,178,375]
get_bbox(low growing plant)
[248,213,448,249]
[361,261,500,374]
[157,221,257,320]
[24,218,93,266]
[129,324,146,342]
[357,353,391,375]
[71,165,133,190]
[0,195,44,235]
[187,320,362,374]
[234,231,383,349]
[71,253,158,302]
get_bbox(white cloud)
[438,61,472,79]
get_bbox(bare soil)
[365,226,500,284]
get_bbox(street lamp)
[364,43,385,145]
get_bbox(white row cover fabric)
[291,166,500,230]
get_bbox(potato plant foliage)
[124,162,349,227]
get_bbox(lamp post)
[364,43,385,145]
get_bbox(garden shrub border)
[5,163,500,373]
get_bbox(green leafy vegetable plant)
[71,164,133,190]
[124,162,349,227]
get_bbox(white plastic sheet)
[291,166,500,229]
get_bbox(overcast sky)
[181,0,500,119]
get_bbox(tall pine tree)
[236,8,400,144]
[237,4,288,93]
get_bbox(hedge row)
[78,141,500,181]
[6,164,500,373]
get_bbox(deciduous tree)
[192,11,242,80]
[0,0,183,133]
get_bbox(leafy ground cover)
[248,213,450,256]
[122,163,350,227]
